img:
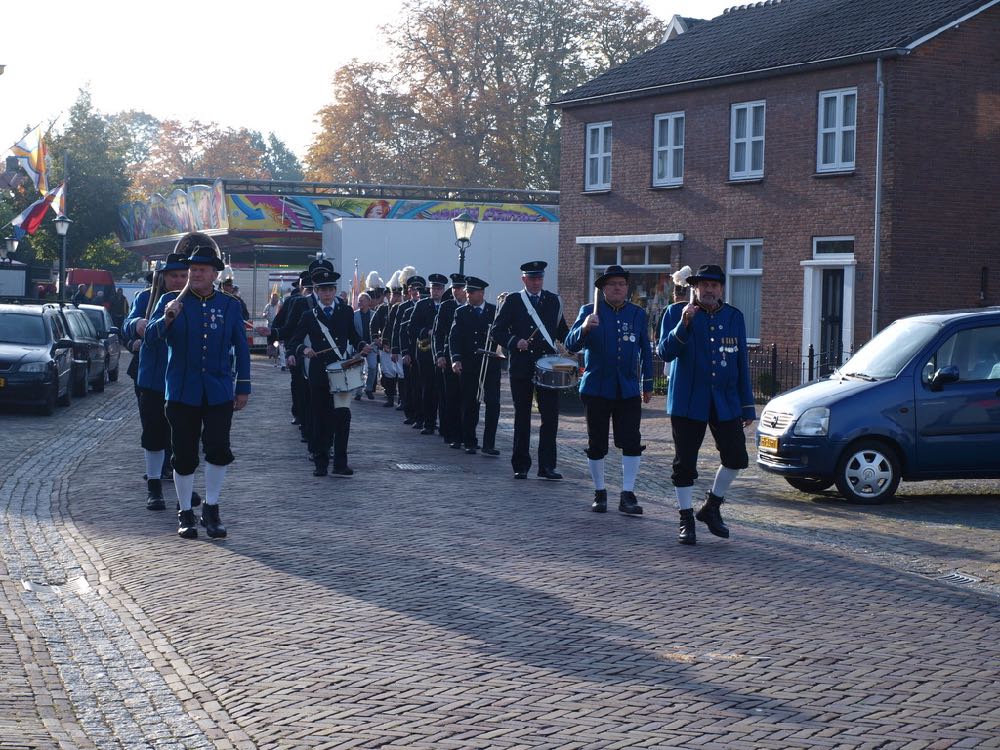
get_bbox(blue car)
[757,307,1000,503]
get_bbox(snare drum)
[326,357,366,393]
[533,355,580,390]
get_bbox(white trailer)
[322,218,559,303]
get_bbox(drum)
[326,357,366,393]
[533,355,579,390]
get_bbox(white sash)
[520,289,557,352]
[313,306,346,361]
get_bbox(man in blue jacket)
[566,265,653,515]
[147,233,251,540]
[657,264,755,545]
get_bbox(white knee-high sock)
[621,456,640,492]
[204,463,226,505]
[144,450,165,480]
[174,471,195,511]
[675,486,694,510]
[588,459,606,491]
[712,466,739,498]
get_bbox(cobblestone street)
[1,354,998,749]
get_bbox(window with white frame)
[817,88,857,172]
[730,101,765,180]
[590,243,672,338]
[813,236,855,257]
[653,112,685,186]
[585,121,612,190]
[726,239,763,342]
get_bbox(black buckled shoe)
[331,466,354,477]
[146,479,165,511]
[481,447,500,457]
[591,490,607,513]
[695,491,730,538]
[618,491,643,515]
[313,462,329,477]
[420,427,436,435]
[537,468,563,481]
[678,508,696,545]
[177,509,198,539]
[513,471,527,480]
[200,504,227,539]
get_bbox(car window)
[922,325,1000,383]
[83,309,107,336]
[0,312,47,345]
[50,314,65,340]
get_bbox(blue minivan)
[757,307,1000,503]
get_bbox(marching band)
[126,232,753,545]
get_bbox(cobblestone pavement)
[0,354,997,749]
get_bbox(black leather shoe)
[146,478,165,511]
[619,491,644,515]
[450,441,463,449]
[200,504,227,539]
[366,391,374,400]
[383,400,395,407]
[291,417,301,425]
[481,447,500,456]
[465,447,477,455]
[696,491,730,538]
[537,468,563,481]
[412,422,424,430]
[331,466,354,477]
[420,427,436,435]
[177,509,198,539]
[678,508,696,544]
[354,392,362,401]
[403,418,415,425]
[513,472,527,480]
[591,490,607,513]
[395,403,404,411]
[313,464,328,477]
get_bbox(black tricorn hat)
[175,232,224,270]
[464,275,489,291]
[449,273,467,288]
[594,264,629,288]
[687,264,726,285]
[311,267,341,287]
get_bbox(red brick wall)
[557,4,999,353]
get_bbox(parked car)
[757,307,1000,503]
[80,303,121,382]
[47,304,106,396]
[0,304,74,414]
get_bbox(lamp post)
[53,214,72,302]
[452,211,478,277]
[1,235,17,264]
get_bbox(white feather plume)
[365,271,383,289]
[387,270,400,289]
[399,265,416,285]
[671,265,694,287]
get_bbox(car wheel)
[834,440,901,504]
[72,364,88,397]
[93,360,107,392]
[784,477,834,493]
[39,381,57,416]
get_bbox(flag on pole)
[85,284,94,300]
[48,181,66,217]
[10,188,59,235]
[9,125,49,195]
[351,260,361,310]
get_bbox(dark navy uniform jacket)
[287,297,364,382]
[491,290,569,379]
[449,302,497,364]
[271,289,301,341]
[657,301,755,422]
[124,288,168,392]
[392,299,418,355]
[433,298,459,360]
[565,299,654,399]
[371,301,390,342]
[146,289,251,406]
[407,297,441,358]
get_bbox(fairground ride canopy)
[118,178,559,264]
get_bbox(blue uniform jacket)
[657,302,755,422]
[146,289,251,406]
[124,288,168,392]
[565,300,654,399]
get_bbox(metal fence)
[651,344,852,403]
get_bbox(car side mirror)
[929,365,960,391]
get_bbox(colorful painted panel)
[118,178,229,244]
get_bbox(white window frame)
[816,88,857,172]
[812,235,855,261]
[729,101,765,180]
[585,121,612,191]
[652,112,685,187]
[726,239,763,343]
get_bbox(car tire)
[834,440,901,504]
[39,382,57,416]
[784,477,834,493]
[93,361,107,393]
[73,364,89,397]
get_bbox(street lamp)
[1,235,17,263]
[452,211,478,277]
[53,214,72,302]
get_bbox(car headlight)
[18,362,51,373]
[793,407,830,436]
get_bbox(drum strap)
[520,290,557,353]
[313,308,346,361]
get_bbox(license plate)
[759,434,778,452]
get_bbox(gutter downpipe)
[872,57,885,338]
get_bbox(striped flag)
[350,263,361,309]
[10,188,59,235]
[9,125,48,195]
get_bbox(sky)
[1,0,733,163]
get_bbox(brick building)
[552,0,999,374]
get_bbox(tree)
[263,133,304,181]
[305,0,666,189]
